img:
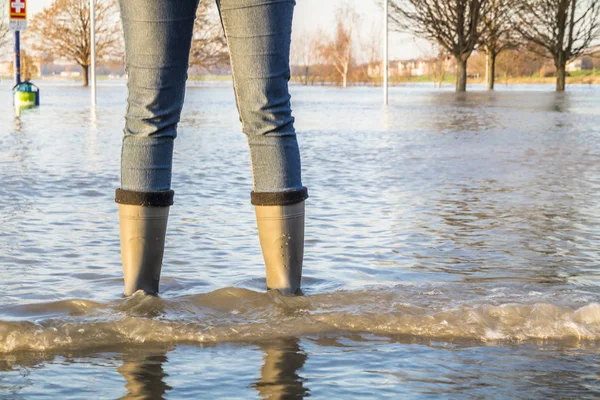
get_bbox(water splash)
[1,284,599,353]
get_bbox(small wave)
[1,286,599,353]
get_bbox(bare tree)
[13,50,39,81]
[0,0,10,49]
[29,0,121,86]
[426,43,450,88]
[481,0,520,89]
[319,5,359,87]
[292,29,321,85]
[517,0,600,91]
[189,0,229,73]
[389,0,491,92]
[361,22,383,84]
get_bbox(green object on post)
[13,81,40,107]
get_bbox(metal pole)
[14,31,21,85]
[383,0,388,105]
[90,0,97,106]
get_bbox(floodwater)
[1,81,600,398]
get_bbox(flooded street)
[1,82,599,398]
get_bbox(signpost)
[9,0,27,85]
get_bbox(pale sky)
[29,0,426,60]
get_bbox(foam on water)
[2,284,599,353]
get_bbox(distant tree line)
[291,1,599,92]
[9,0,600,92]
[389,0,600,91]
[291,5,378,88]
[24,0,227,86]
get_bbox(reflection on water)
[1,83,600,397]
[1,339,598,398]
[253,338,308,399]
[117,339,309,399]
[118,349,171,400]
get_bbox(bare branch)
[516,0,600,90]
[28,0,122,85]
[188,1,229,74]
[317,5,359,87]
[388,0,490,91]
[0,0,10,49]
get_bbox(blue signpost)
[14,30,21,85]
[10,0,40,109]
[9,0,27,86]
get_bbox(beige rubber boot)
[119,204,169,296]
[254,202,305,295]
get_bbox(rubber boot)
[119,204,169,296]
[254,201,305,295]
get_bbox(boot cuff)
[115,188,174,207]
[251,187,308,206]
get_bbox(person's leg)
[217,0,308,295]
[116,0,198,295]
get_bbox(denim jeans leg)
[217,0,307,204]
[119,0,199,194]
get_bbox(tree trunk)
[485,53,489,86]
[487,52,496,90]
[303,65,309,85]
[342,72,347,88]
[555,56,566,91]
[82,64,89,87]
[455,57,467,92]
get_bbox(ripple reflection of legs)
[253,337,309,399]
[118,349,171,399]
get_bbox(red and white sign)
[9,0,28,31]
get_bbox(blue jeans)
[117,0,307,207]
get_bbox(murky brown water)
[1,82,599,398]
